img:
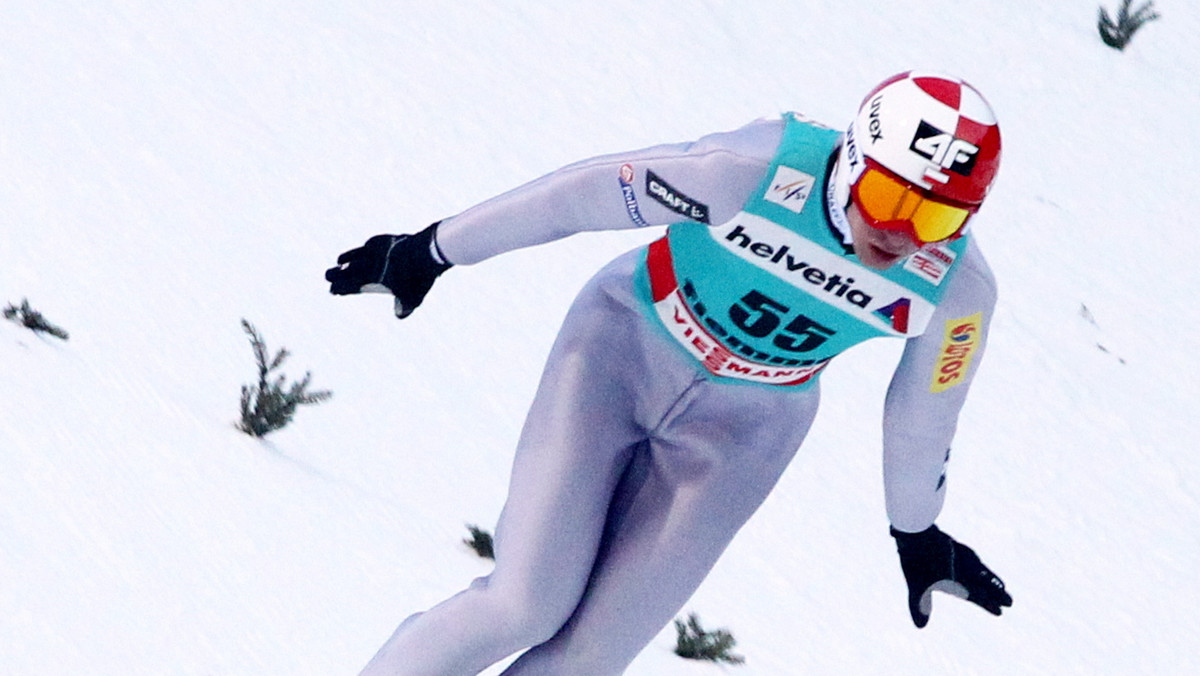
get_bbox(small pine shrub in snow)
[236,319,331,437]
[1098,0,1159,50]
[673,612,745,665]
[3,298,69,340]
[464,524,495,560]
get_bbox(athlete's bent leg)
[502,379,821,675]
[358,257,652,676]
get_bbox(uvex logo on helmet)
[839,71,1001,209]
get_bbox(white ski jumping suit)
[360,113,997,675]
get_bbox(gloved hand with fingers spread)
[890,524,1012,628]
[325,222,452,318]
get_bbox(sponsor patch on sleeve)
[619,164,651,227]
[646,170,710,223]
[929,312,982,393]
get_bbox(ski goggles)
[850,158,978,245]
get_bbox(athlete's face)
[846,202,921,270]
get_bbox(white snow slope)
[3,1,1198,674]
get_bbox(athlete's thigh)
[504,380,821,673]
[486,263,659,612]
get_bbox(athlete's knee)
[472,576,579,647]
[503,603,573,647]
[503,586,580,645]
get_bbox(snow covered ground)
[3,1,1198,673]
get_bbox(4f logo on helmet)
[910,120,979,185]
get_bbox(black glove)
[325,222,452,319]
[890,524,1012,628]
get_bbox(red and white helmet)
[834,71,1002,213]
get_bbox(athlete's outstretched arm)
[325,119,783,317]
[433,119,782,265]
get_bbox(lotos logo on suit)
[930,312,983,393]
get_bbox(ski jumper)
[359,115,997,676]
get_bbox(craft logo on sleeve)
[646,170,710,223]
[930,312,982,393]
[764,165,816,214]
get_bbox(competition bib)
[639,114,967,387]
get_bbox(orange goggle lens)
[852,165,975,244]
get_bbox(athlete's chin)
[859,245,904,270]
